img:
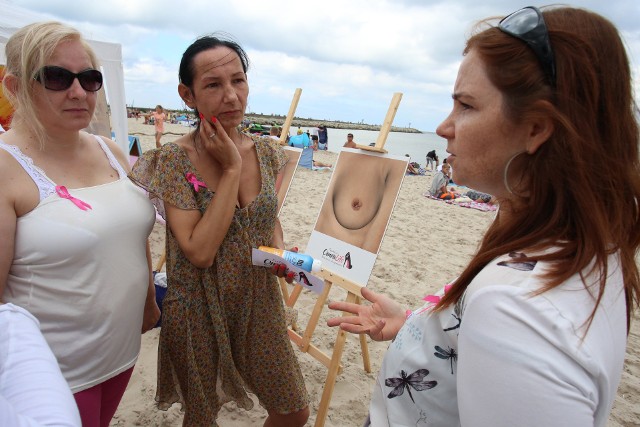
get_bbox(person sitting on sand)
[311,135,332,168]
[428,163,458,199]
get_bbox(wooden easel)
[282,92,403,427]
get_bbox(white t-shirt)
[369,251,626,426]
[0,303,81,426]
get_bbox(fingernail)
[292,247,298,252]
[211,116,217,123]
[199,113,204,120]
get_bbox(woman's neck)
[11,124,83,153]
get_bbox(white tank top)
[0,135,155,393]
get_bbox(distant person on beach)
[428,162,458,199]
[269,125,280,141]
[0,21,159,426]
[152,104,166,148]
[311,135,332,168]
[425,149,438,170]
[343,133,357,148]
[328,6,640,426]
[437,157,454,182]
[318,124,328,150]
[129,34,309,426]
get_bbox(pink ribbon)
[55,185,92,211]
[186,172,207,192]
[422,283,453,303]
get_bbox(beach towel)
[423,193,498,212]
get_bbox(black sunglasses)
[34,66,103,92]
[498,6,556,87]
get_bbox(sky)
[4,0,639,132]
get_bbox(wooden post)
[314,291,359,427]
[279,88,302,145]
[354,92,402,154]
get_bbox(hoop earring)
[503,151,527,195]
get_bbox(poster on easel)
[306,147,408,286]
[0,65,14,130]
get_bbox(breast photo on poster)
[306,148,408,286]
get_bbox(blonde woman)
[0,21,159,426]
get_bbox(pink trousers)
[73,366,134,427]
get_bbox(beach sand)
[111,118,640,426]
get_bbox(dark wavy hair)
[436,7,640,332]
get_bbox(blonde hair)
[2,21,100,147]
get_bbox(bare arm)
[166,120,242,269]
[0,199,16,303]
[0,154,20,303]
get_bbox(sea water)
[301,127,448,166]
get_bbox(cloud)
[8,0,640,130]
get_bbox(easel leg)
[301,280,333,351]
[314,291,358,427]
[279,278,300,331]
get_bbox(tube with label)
[258,246,322,273]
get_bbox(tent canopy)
[0,1,129,155]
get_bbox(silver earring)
[503,151,527,195]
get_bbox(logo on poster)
[322,248,354,269]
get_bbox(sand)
[110,118,640,426]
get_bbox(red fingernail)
[287,272,295,279]
[292,247,298,252]
[211,116,217,123]
[199,113,204,120]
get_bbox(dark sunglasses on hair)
[498,6,556,87]
[34,66,103,92]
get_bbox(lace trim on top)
[0,134,127,202]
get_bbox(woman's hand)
[199,115,241,171]
[327,287,406,341]
[270,246,299,284]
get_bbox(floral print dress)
[130,134,308,425]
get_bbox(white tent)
[0,1,129,155]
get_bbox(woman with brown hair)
[328,6,640,426]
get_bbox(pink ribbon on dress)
[185,172,207,192]
[55,185,92,211]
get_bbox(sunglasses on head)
[34,66,103,92]
[498,6,556,87]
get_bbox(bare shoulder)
[0,146,38,216]
[90,133,130,172]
